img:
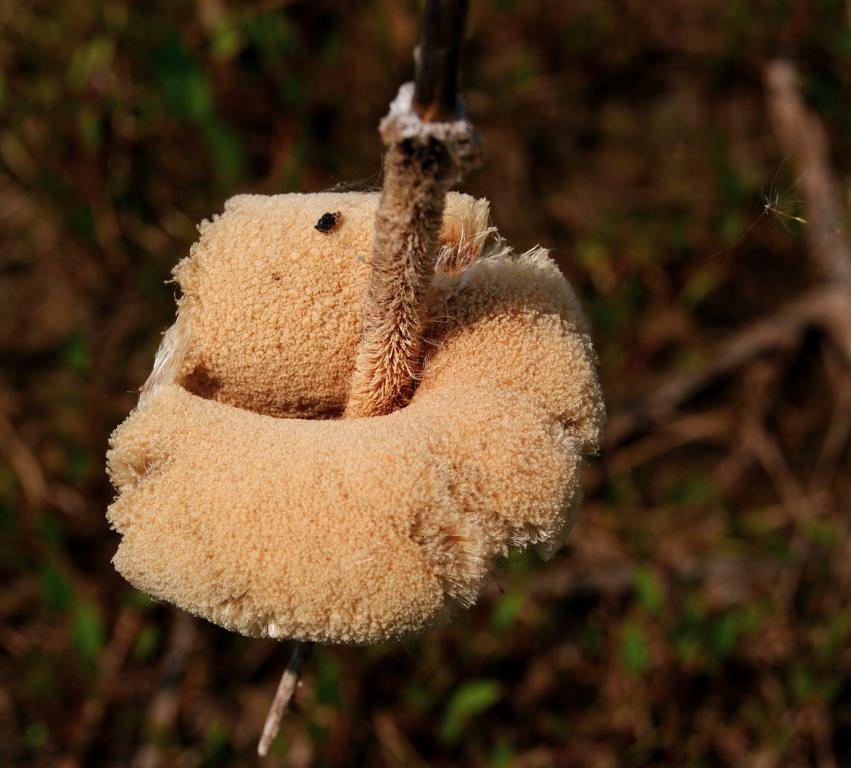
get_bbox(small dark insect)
[315,211,342,233]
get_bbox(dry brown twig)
[765,60,851,285]
[346,0,479,417]
[605,285,850,447]
[608,59,851,451]
[55,608,142,768]
[257,641,314,757]
[258,0,478,756]
[810,342,851,492]
[134,611,197,768]
[604,61,851,651]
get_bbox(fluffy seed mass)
[106,191,605,644]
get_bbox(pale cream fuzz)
[107,191,605,644]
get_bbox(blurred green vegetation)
[2,0,851,766]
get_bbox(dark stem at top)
[413,0,470,122]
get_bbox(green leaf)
[203,121,244,189]
[708,610,744,663]
[683,266,721,306]
[63,332,91,374]
[25,722,49,749]
[404,681,434,714]
[155,36,214,123]
[211,22,243,61]
[72,599,105,664]
[634,567,664,616]
[440,680,503,745]
[665,470,718,506]
[202,721,231,760]
[489,740,516,767]
[490,590,524,632]
[39,562,74,613]
[620,622,650,675]
[124,588,154,611]
[315,650,341,707]
[133,625,160,662]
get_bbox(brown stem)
[346,1,479,418]
[414,0,469,121]
[258,2,477,753]
[257,641,314,757]
[605,286,851,448]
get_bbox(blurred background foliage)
[2,0,851,765]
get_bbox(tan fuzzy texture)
[142,191,485,418]
[107,191,605,645]
[345,84,481,418]
[435,195,500,273]
[343,142,449,418]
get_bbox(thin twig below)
[257,641,315,757]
